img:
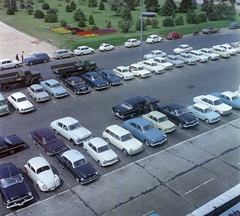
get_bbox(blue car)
[40,79,68,98]
[211,91,240,109]
[24,53,50,66]
[99,70,122,86]
[121,117,167,147]
[81,72,108,90]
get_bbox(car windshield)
[121,133,132,142]
[68,122,81,131]
[150,62,157,66]
[150,51,156,55]
[137,66,144,70]
[121,69,129,73]
[198,53,203,56]
[72,80,82,85]
[73,158,87,168]
[17,97,27,102]
[98,145,110,153]
[0,100,6,105]
[158,116,168,122]
[1,174,23,188]
[186,55,192,58]
[231,95,239,100]
[92,75,101,80]
[37,165,50,174]
[142,124,154,132]
[108,73,115,78]
[213,99,222,105]
[161,59,167,63]
[35,88,44,93]
[43,134,59,144]
[203,107,212,113]
[175,108,187,116]
[121,102,133,110]
[52,83,60,88]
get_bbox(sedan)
[166,55,184,67]
[230,42,240,53]
[211,91,240,109]
[220,44,237,55]
[166,31,183,40]
[129,63,151,78]
[99,70,122,86]
[229,22,240,29]
[173,44,193,55]
[62,76,90,94]
[56,149,99,184]
[189,50,208,63]
[153,57,174,70]
[40,79,68,98]
[212,46,231,58]
[83,137,118,166]
[124,39,141,48]
[138,59,165,74]
[24,156,60,192]
[24,53,50,66]
[99,43,114,52]
[177,53,197,65]
[146,35,163,44]
[202,27,220,34]
[0,58,21,70]
[112,66,134,80]
[27,84,49,102]
[143,50,167,60]
[50,116,92,145]
[200,48,220,60]
[81,72,109,90]
[7,92,34,113]
[74,46,94,56]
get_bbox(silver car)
[53,49,74,59]
[177,53,197,65]
[27,84,49,102]
[166,55,184,67]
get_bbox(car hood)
[138,69,151,75]
[45,140,66,151]
[52,86,67,94]
[74,83,88,90]
[18,101,33,109]
[35,91,49,98]
[38,170,56,188]
[112,104,129,113]
[144,54,154,58]
[75,163,97,179]
[70,127,92,139]
[92,79,108,85]
[121,72,133,77]
[98,149,117,161]
[108,76,121,82]
[204,111,220,119]
[144,128,165,140]
[124,138,142,150]
[215,104,232,111]
[158,120,175,129]
[179,113,197,122]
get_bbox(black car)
[0,162,33,208]
[229,22,240,29]
[112,96,159,119]
[30,127,68,156]
[157,103,198,128]
[81,72,109,90]
[62,76,90,94]
[56,149,99,184]
[0,135,26,157]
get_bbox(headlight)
[43,185,46,189]
[28,192,32,196]
[95,172,98,175]
[77,138,81,142]
[55,179,60,184]
[7,200,10,204]
[81,178,84,181]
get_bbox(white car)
[102,124,144,156]
[235,86,240,97]
[146,35,163,44]
[99,43,114,52]
[7,92,34,113]
[129,63,151,78]
[74,46,94,55]
[138,59,165,74]
[153,57,174,70]
[144,50,167,60]
[27,84,49,102]
[50,117,92,145]
[173,44,193,55]
[189,50,208,63]
[24,156,60,192]
[230,42,240,53]
[113,66,134,80]
[0,58,21,70]
[200,48,220,60]
[124,39,141,48]
[166,55,184,67]
[193,94,232,115]
[83,137,118,166]
[212,45,231,58]
[220,43,237,55]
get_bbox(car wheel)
[53,129,59,135]
[15,64,19,68]
[172,37,174,40]
[59,56,63,60]
[179,123,183,128]
[80,53,83,56]
[209,57,212,60]
[190,112,194,115]
[131,45,133,48]
[75,176,80,183]
[123,149,128,156]
[91,51,94,54]
[103,49,106,52]
[145,140,150,146]
[205,119,210,124]
[208,32,210,34]
[44,59,47,63]
[112,47,115,51]
[70,139,76,146]
[215,110,221,115]
[152,70,156,74]
[94,85,97,90]
[151,41,154,44]
[180,35,183,38]
[33,140,38,145]
[105,138,111,144]
[30,62,33,66]
[86,150,90,155]
[37,184,42,191]
[70,54,73,58]
[46,151,51,156]
[2,84,11,91]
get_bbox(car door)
[62,156,75,177]
[57,122,70,140]
[88,143,99,161]
[10,96,18,109]
[29,86,35,98]
[27,162,39,184]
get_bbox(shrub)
[118,20,133,33]
[42,2,50,10]
[226,15,235,21]
[89,14,94,25]
[70,1,76,10]
[78,20,86,27]
[44,14,58,22]
[27,0,34,5]
[91,25,99,31]
[47,8,58,14]
[186,11,196,24]
[73,8,87,21]
[38,0,44,2]
[6,7,14,15]
[151,19,159,28]
[26,8,33,15]
[99,1,104,10]
[71,30,77,34]
[162,17,174,26]
[66,4,72,12]
[197,13,207,22]
[4,0,10,8]
[146,18,151,25]
[135,19,146,31]
[34,9,45,18]
[175,16,184,25]
[66,0,70,2]
[60,19,67,27]
[208,11,219,21]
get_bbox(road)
[1,28,240,216]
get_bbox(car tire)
[151,41,154,44]
[75,176,80,183]
[123,149,128,156]
[2,84,11,91]
[70,54,73,58]
[53,129,59,135]
[180,35,183,38]
[105,138,111,144]
[44,59,47,63]
[37,184,42,191]
[179,123,183,128]
[98,160,102,166]
[131,45,133,48]
[209,57,212,60]
[33,140,38,145]
[208,32,210,34]
[30,62,33,66]
[205,119,210,124]
[145,140,150,146]
[94,86,97,90]
[103,49,106,52]
[70,139,76,146]
[31,77,40,84]
[15,64,19,68]
[46,151,51,156]
[80,53,83,56]
[86,150,90,155]
[91,51,94,54]
[59,56,63,60]
[215,110,221,115]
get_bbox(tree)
[66,4,72,12]
[178,0,194,13]
[11,0,18,12]
[135,19,146,31]
[108,0,125,16]
[73,8,87,21]
[121,7,132,21]
[89,14,95,24]
[117,19,133,33]
[123,0,140,10]
[4,0,10,8]
[70,1,76,10]
[99,1,105,10]
[161,0,175,16]
[88,0,97,13]
[144,0,160,13]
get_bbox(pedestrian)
[106,22,109,29]
[16,54,19,61]
[21,51,24,63]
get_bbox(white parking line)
[52,100,56,103]
[208,61,216,64]
[196,63,205,67]
[185,178,214,195]
[174,68,182,72]
[237,162,240,166]
[136,78,142,82]
[143,210,154,216]
[67,91,75,98]
[184,65,194,69]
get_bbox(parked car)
[166,31,183,40]
[99,43,114,52]
[129,63,151,78]
[0,162,33,208]
[56,149,99,184]
[50,117,92,145]
[124,39,141,48]
[144,50,167,60]
[229,22,240,29]
[138,59,165,74]
[0,58,21,70]
[112,96,159,119]
[211,91,240,109]
[83,137,118,166]
[153,57,174,70]
[187,103,220,124]
[102,124,143,156]
[230,42,240,53]
[40,79,68,98]
[74,46,94,56]
[0,134,26,157]
[202,27,220,34]
[7,92,34,113]
[53,49,74,59]
[193,94,232,115]
[173,44,193,55]
[235,86,240,97]
[62,76,90,94]
[156,103,198,129]
[99,70,122,86]
[146,35,163,44]
[165,55,184,67]
[121,118,167,147]
[189,50,208,62]
[212,46,231,58]
[200,48,220,60]
[24,53,50,66]
[112,66,134,80]
[27,84,49,102]
[142,111,176,133]
[177,53,197,65]
[30,127,68,156]
[0,93,9,116]
[81,72,109,90]
[24,156,60,192]
[220,43,237,55]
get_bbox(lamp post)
[140,0,143,61]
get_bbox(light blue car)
[211,91,240,109]
[121,117,167,147]
[40,79,68,98]
[187,103,220,124]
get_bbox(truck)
[51,58,98,78]
[0,69,42,91]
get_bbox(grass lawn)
[0,0,239,50]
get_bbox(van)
[0,93,9,116]
[53,49,74,59]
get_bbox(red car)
[166,31,183,40]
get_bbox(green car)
[142,111,176,133]
[0,93,9,116]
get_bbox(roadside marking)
[174,68,182,72]
[143,210,154,216]
[67,91,75,98]
[122,82,127,86]
[237,162,240,166]
[208,61,215,64]
[184,65,193,69]
[52,100,56,103]
[197,63,205,67]
[136,78,142,82]
[185,178,214,195]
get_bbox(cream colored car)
[212,46,231,58]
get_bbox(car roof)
[78,46,88,48]
[86,71,99,76]
[204,94,219,100]
[193,103,211,109]
[190,50,201,53]
[55,117,78,125]
[11,92,26,98]
[169,31,178,34]
[55,49,68,52]
[147,110,165,118]
[67,76,81,81]
[62,149,85,163]
[30,84,44,90]
[0,163,19,179]
[179,44,189,46]
[27,156,49,169]
[33,52,48,56]
[45,79,59,85]
[128,38,137,40]
[105,124,130,136]
[101,69,114,74]
[124,96,147,104]
[166,103,185,110]
[131,63,143,67]
[129,117,151,126]
[0,58,11,61]
[148,34,158,37]
[154,57,165,60]
[116,66,128,70]
[221,91,237,97]
[33,127,54,137]
[89,137,107,148]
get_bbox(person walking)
[16,54,19,61]
[21,51,24,63]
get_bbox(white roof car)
[138,59,165,74]
[27,84,49,102]
[0,58,21,70]
[113,66,134,80]
[83,137,118,166]
[144,50,167,60]
[99,43,115,52]
[200,48,220,60]
[50,117,92,145]
[124,39,141,48]
[74,46,94,56]
[102,124,144,156]
[229,42,240,53]
[166,55,184,67]
[173,44,193,55]
[212,46,231,58]
[189,50,208,62]
[53,49,74,59]
[146,35,163,44]
[153,57,174,70]
[129,63,151,78]
[24,156,60,192]
[220,43,237,55]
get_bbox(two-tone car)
[99,70,122,86]
[165,55,184,67]
[173,44,193,55]
[211,91,240,109]
[74,46,94,56]
[220,43,237,55]
[143,50,167,60]
[146,35,163,44]
[129,63,151,78]
[112,66,134,80]
[200,48,220,60]
[212,46,231,58]
[0,58,21,70]
[189,50,208,63]
[202,27,220,34]
[62,76,90,94]
[27,84,49,102]
[177,53,197,65]
[153,57,174,70]
[138,59,165,74]
[81,72,109,90]
[124,39,141,48]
